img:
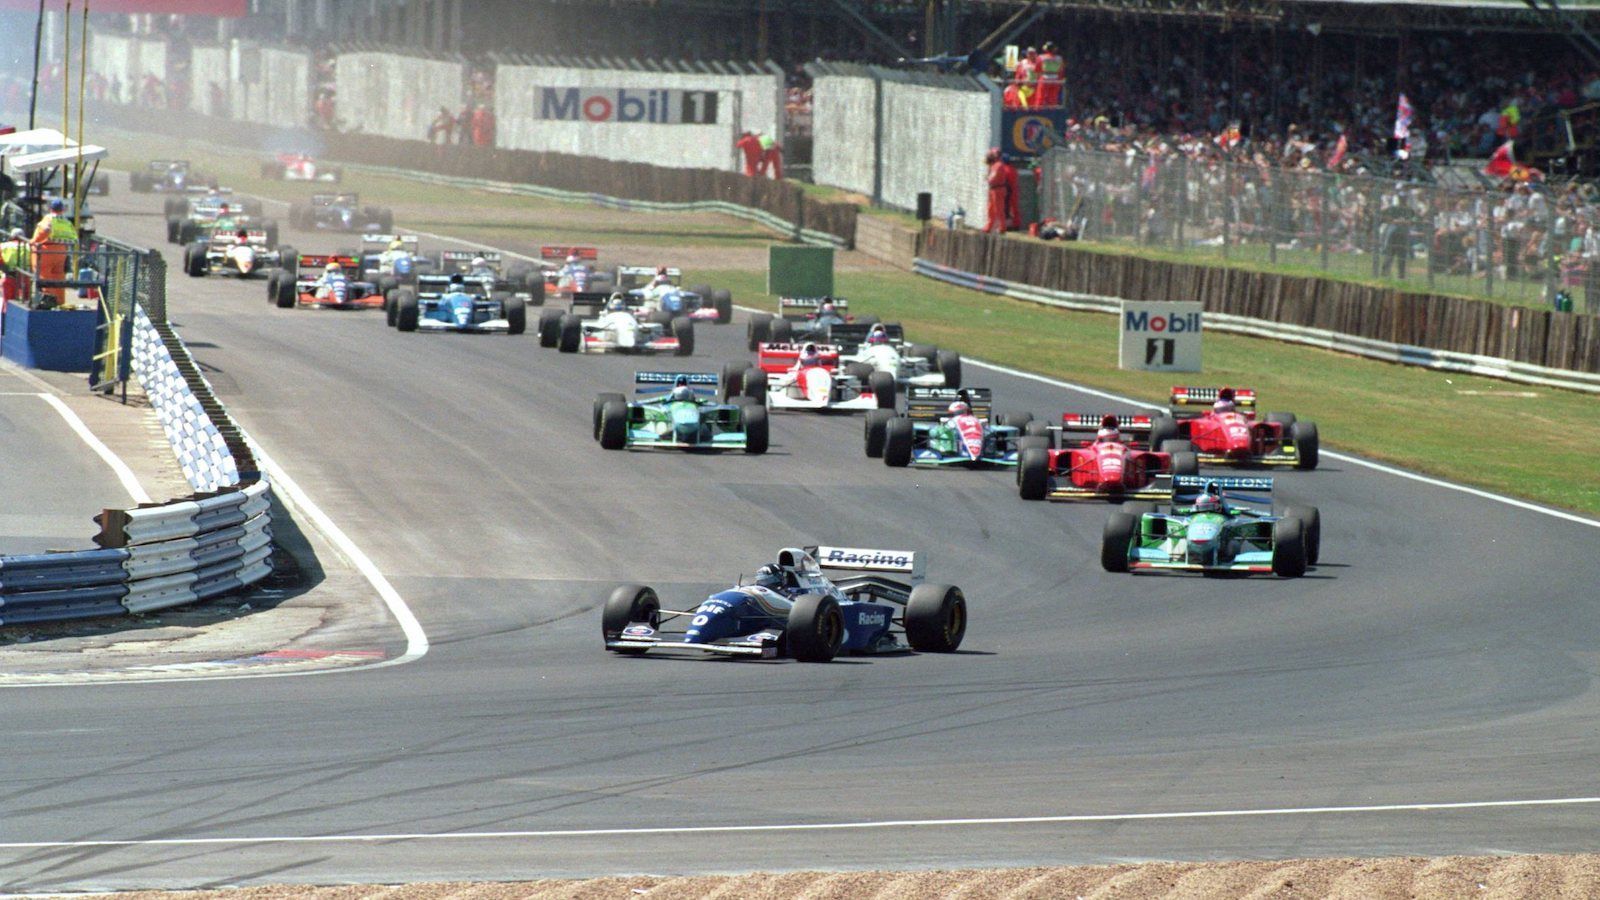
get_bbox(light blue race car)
[388,274,526,335]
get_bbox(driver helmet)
[947,401,971,417]
[449,272,465,286]
[607,296,627,312]
[471,256,488,268]
[671,385,695,402]
[235,229,249,241]
[753,563,783,590]
[801,342,820,359]
[218,203,230,214]
[389,239,405,251]
[867,325,889,345]
[323,262,342,275]
[566,254,580,265]
[1096,427,1120,443]
[820,300,836,316]
[1212,398,1235,415]
[1195,491,1223,513]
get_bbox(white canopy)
[8,145,109,173]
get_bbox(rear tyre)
[741,368,768,402]
[719,360,747,402]
[864,409,895,458]
[273,271,297,308]
[1023,419,1052,441]
[995,412,1033,430]
[1101,511,1139,573]
[266,271,282,304]
[184,243,207,277]
[1149,415,1179,450]
[376,275,398,298]
[277,246,299,278]
[742,403,769,454]
[769,317,793,344]
[1272,517,1308,577]
[598,400,630,450]
[869,370,896,409]
[524,271,546,306]
[883,416,914,467]
[1159,439,1196,454]
[538,308,563,347]
[165,216,182,244]
[646,309,673,327]
[395,289,419,331]
[1170,451,1199,476]
[712,289,733,324]
[844,362,875,382]
[785,594,843,662]
[908,342,937,364]
[1266,412,1297,428]
[558,314,581,353]
[1016,436,1051,455]
[593,392,625,440]
[905,584,966,653]
[1280,505,1321,566]
[671,316,694,356]
[936,349,962,387]
[602,584,659,654]
[1291,421,1319,470]
[503,296,526,335]
[1018,447,1051,500]
[747,313,772,350]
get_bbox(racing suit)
[313,273,348,302]
[377,248,410,275]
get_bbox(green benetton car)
[594,371,768,454]
[1101,475,1322,578]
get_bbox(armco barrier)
[0,276,275,626]
[914,258,1600,395]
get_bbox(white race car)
[538,294,693,355]
[184,229,292,279]
[832,323,961,388]
[726,342,895,412]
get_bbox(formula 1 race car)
[433,249,544,305]
[130,159,218,193]
[864,388,1032,468]
[164,193,273,246]
[593,372,768,454]
[388,273,526,334]
[541,246,609,300]
[602,546,967,661]
[1160,386,1319,470]
[1100,475,1322,578]
[616,266,733,325]
[287,192,393,233]
[356,233,426,292]
[1016,413,1199,501]
[260,152,343,183]
[184,229,294,280]
[267,254,381,309]
[733,340,895,412]
[746,296,883,350]
[538,294,692,355]
[833,323,961,389]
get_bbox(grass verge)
[692,267,1600,517]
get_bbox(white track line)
[38,393,152,505]
[5,795,1599,850]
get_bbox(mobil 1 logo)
[538,88,720,124]
[1118,301,1202,371]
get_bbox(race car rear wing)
[296,254,360,272]
[361,234,419,252]
[541,245,598,261]
[779,296,849,319]
[147,158,192,171]
[618,265,680,278]
[211,230,268,246]
[829,322,903,350]
[1171,475,1274,507]
[1170,386,1257,410]
[905,387,993,421]
[757,341,841,373]
[569,292,610,314]
[810,545,925,580]
[635,371,719,397]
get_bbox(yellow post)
[61,1,71,183]
[73,2,89,229]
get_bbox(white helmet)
[324,262,341,274]
[1213,398,1235,414]
[472,256,488,268]
[1096,427,1120,443]
[566,254,579,264]
[671,385,695,402]
[947,401,970,416]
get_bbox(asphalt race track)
[5,182,1600,892]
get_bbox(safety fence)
[0,271,274,627]
[918,229,1600,378]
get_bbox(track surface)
[5,185,1600,892]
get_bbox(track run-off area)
[4,173,1600,893]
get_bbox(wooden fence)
[920,230,1600,374]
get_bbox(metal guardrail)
[912,258,1600,395]
[0,288,276,627]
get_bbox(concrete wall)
[810,74,874,200]
[810,65,994,221]
[189,45,231,117]
[248,46,311,128]
[494,62,782,172]
[336,52,463,140]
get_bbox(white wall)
[249,46,311,128]
[335,51,463,140]
[810,74,875,198]
[189,44,230,117]
[494,63,782,172]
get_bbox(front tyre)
[1291,421,1319,470]
[864,408,895,458]
[1271,517,1308,577]
[602,584,659,654]
[1101,511,1139,573]
[786,594,843,662]
[598,400,630,450]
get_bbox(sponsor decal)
[1124,310,1202,334]
[819,548,915,570]
[856,612,887,627]
[538,88,720,124]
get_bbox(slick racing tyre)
[720,361,748,402]
[786,594,843,662]
[1017,447,1051,500]
[1101,511,1139,573]
[671,316,694,356]
[602,584,659,654]
[741,368,768,402]
[557,314,582,353]
[1291,421,1319,470]
[1271,517,1308,577]
[395,289,419,332]
[863,409,895,458]
[869,370,896,410]
[711,289,733,324]
[768,317,793,344]
[936,349,962,388]
[741,401,769,455]
[883,415,914,467]
[1279,505,1322,566]
[598,400,629,449]
[538,308,563,347]
[1149,415,1179,450]
[746,313,772,350]
[593,393,626,440]
[905,584,966,653]
[272,271,297,308]
[503,296,527,335]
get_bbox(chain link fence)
[1038,146,1600,313]
[90,237,165,396]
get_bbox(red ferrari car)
[1017,413,1199,501]
[1160,386,1319,470]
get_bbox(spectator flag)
[1483,141,1542,182]
[1393,94,1414,143]
[1327,134,1348,169]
